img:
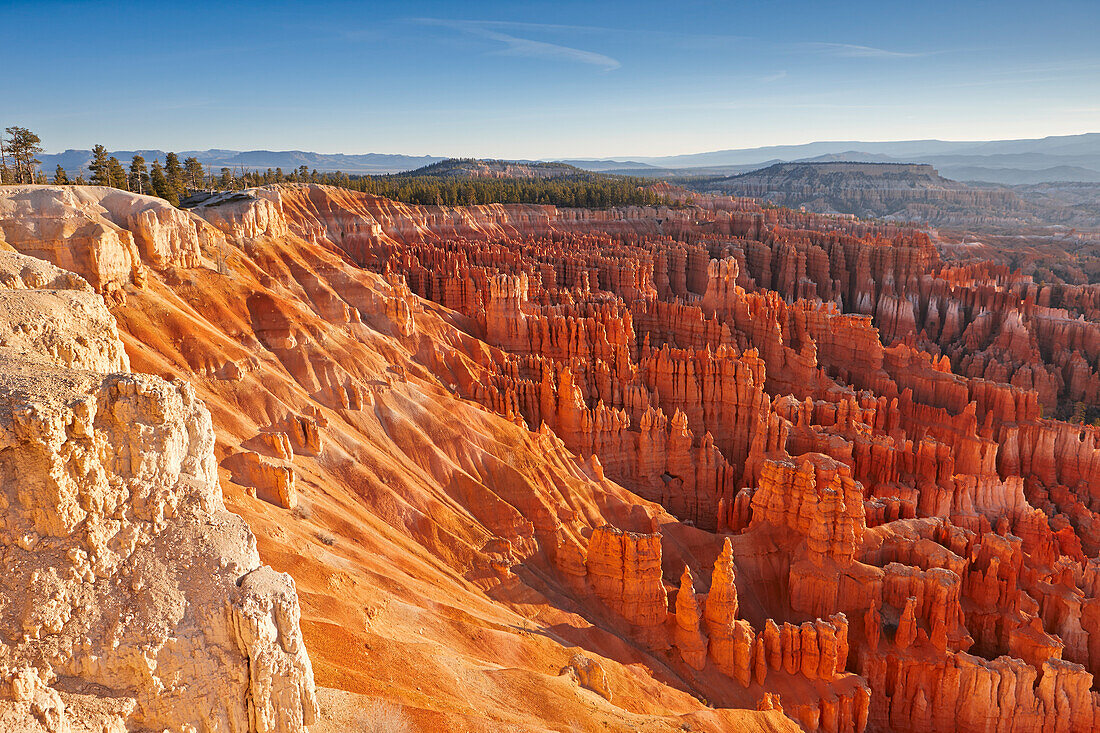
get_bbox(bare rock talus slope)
[0,246,316,728]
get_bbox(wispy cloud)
[417,19,621,71]
[415,18,750,44]
[432,20,613,35]
[760,70,787,83]
[798,42,927,59]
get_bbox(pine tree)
[4,127,44,184]
[219,167,234,189]
[88,144,110,186]
[53,164,69,184]
[0,132,8,184]
[129,155,148,194]
[150,159,174,204]
[0,134,10,185]
[107,157,128,190]
[183,157,205,189]
[164,152,185,200]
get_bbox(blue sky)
[3,0,1099,158]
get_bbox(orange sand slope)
[3,182,1100,732]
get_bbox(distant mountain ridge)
[624,133,1100,184]
[40,149,446,175]
[33,132,1100,184]
[629,133,1100,166]
[406,158,590,179]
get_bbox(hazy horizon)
[5,0,1099,159]
[28,132,1100,161]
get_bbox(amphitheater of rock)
[1,182,1099,732]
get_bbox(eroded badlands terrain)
[1,183,1099,732]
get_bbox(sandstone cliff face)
[0,247,315,730]
[0,253,128,373]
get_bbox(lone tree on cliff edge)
[3,127,44,184]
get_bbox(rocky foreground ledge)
[0,194,316,732]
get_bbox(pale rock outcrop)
[0,186,221,292]
[115,192,221,269]
[560,653,613,702]
[225,450,299,509]
[0,252,129,373]
[0,253,316,731]
[189,190,290,241]
[0,251,90,292]
[0,186,139,291]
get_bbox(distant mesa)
[687,160,1100,229]
[701,160,994,221]
[403,158,592,179]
